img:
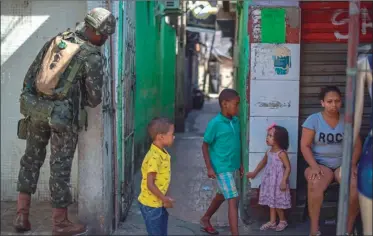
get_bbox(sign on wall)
[261,8,286,43]
[248,6,301,44]
[250,43,300,80]
[301,1,373,43]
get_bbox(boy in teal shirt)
[200,88,243,235]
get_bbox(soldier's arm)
[22,39,53,94]
[83,53,104,108]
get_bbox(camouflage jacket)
[22,30,105,108]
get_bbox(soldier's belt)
[20,93,54,120]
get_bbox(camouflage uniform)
[14,8,116,235]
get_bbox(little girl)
[246,123,291,232]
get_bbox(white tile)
[249,117,299,153]
[250,80,299,117]
[250,43,300,81]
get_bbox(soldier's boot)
[52,208,87,236]
[13,192,32,232]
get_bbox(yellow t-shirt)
[138,144,171,208]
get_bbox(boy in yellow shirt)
[138,117,175,235]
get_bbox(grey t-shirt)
[302,112,344,169]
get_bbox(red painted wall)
[301,1,373,43]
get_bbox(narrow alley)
[1,1,371,235]
[114,100,243,235]
[114,99,311,235]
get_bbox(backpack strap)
[55,41,100,98]
[59,54,84,97]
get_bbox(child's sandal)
[260,221,276,231]
[275,221,288,231]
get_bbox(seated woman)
[300,86,362,236]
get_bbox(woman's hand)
[352,164,358,178]
[279,180,287,191]
[308,165,324,180]
[340,164,358,179]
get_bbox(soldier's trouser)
[17,118,78,208]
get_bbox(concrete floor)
[2,100,315,235]
[1,201,80,235]
[114,99,312,235]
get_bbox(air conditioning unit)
[163,0,182,16]
[165,0,179,9]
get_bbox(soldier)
[13,8,116,235]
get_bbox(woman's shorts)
[358,134,372,199]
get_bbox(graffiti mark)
[331,7,372,40]
[256,100,291,109]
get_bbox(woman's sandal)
[260,221,277,231]
[275,221,288,231]
[309,230,321,236]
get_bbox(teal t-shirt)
[203,113,241,174]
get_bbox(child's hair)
[147,117,174,140]
[218,88,239,107]
[273,126,289,150]
[319,86,342,100]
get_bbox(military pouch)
[20,93,54,121]
[49,100,73,130]
[79,108,88,131]
[17,117,29,140]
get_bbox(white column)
[248,42,300,189]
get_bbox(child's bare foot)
[200,216,218,235]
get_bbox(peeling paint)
[285,8,299,28]
[251,9,262,42]
[256,100,291,109]
[248,6,300,44]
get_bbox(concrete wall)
[245,3,302,222]
[1,1,118,233]
[1,0,87,201]
[78,1,116,234]
[249,43,300,189]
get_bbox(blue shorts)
[215,171,239,199]
[358,133,372,199]
[139,202,168,236]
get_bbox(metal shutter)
[299,43,371,138]
[296,43,371,205]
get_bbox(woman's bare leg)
[359,194,372,235]
[305,166,334,235]
[335,168,360,234]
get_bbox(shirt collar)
[218,112,238,123]
[150,144,169,160]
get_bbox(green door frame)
[234,0,251,222]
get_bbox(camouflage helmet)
[84,7,116,36]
